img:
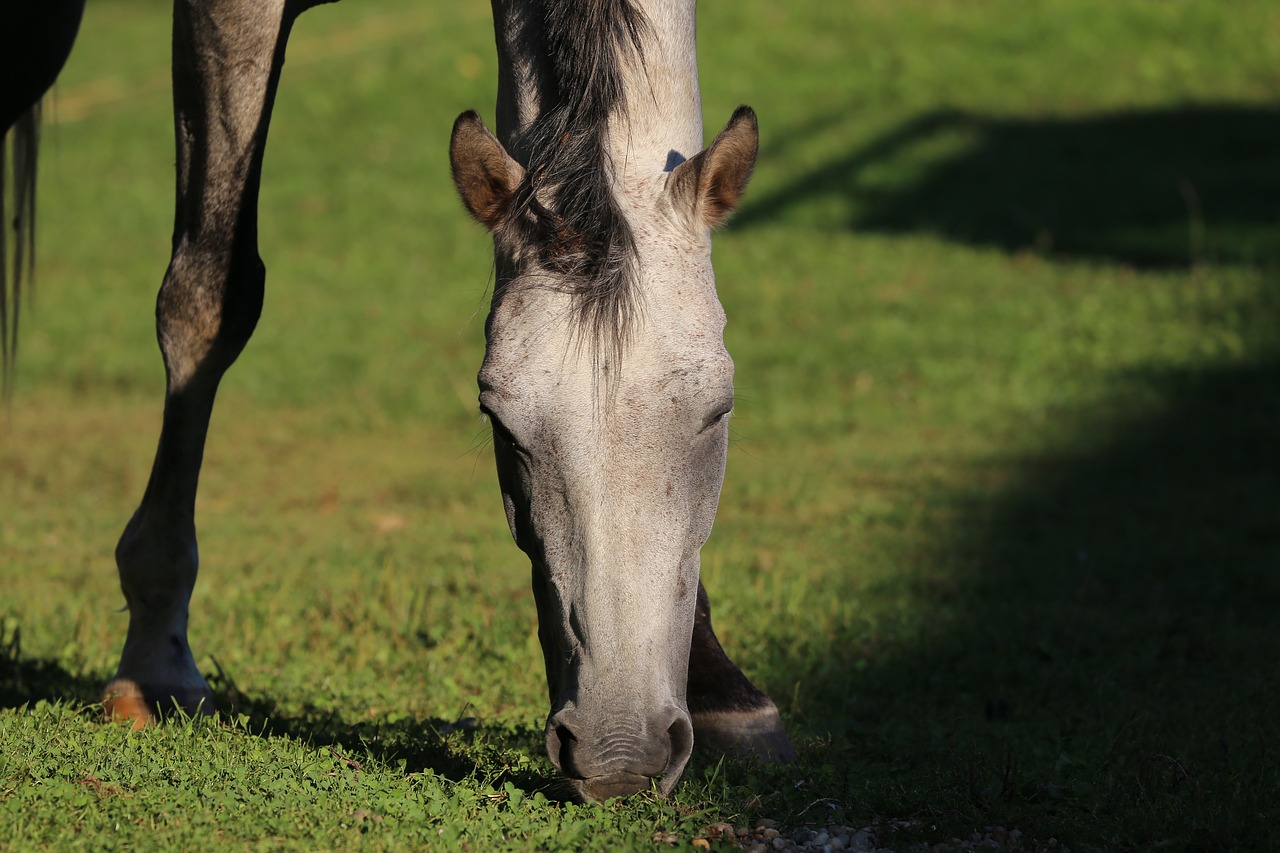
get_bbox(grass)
[3,0,1279,849]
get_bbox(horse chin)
[571,771,659,803]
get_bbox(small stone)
[814,831,830,845]
[757,819,779,830]
[772,839,787,851]
[738,828,752,838]
[763,828,781,840]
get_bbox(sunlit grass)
[4,0,1279,849]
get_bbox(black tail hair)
[2,104,40,400]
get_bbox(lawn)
[3,0,1278,849]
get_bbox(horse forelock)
[503,0,649,366]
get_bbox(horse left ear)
[450,110,525,231]
[669,105,758,230]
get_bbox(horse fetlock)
[116,515,199,601]
[691,701,797,763]
[101,672,213,729]
[105,606,210,727]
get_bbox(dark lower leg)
[102,0,297,725]
[102,380,218,724]
[686,581,795,761]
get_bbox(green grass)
[4,0,1279,849]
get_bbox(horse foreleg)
[686,581,796,761]
[101,0,305,726]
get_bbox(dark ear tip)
[730,105,757,130]
[452,110,485,140]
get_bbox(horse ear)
[450,111,524,230]
[669,105,758,230]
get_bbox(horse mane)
[507,0,649,365]
[1,104,40,399]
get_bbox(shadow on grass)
[5,258,1277,842]
[767,349,1280,846]
[737,104,1280,269]
[729,100,1280,842]
[220,688,580,801]
[0,651,103,710]
[4,353,1276,841]
[0,647,575,801]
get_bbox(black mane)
[508,0,648,363]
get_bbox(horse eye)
[699,403,733,434]
[481,405,523,450]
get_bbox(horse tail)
[2,102,41,399]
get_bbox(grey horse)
[2,0,791,801]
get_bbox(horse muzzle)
[546,704,695,800]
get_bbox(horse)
[3,0,792,801]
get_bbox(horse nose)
[546,706,695,800]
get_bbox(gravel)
[653,820,1074,852]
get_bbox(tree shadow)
[781,345,1280,845]
[737,104,1280,268]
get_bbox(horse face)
[452,108,757,800]
[478,283,732,800]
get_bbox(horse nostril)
[659,712,695,794]
[546,717,580,775]
[666,713,694,770]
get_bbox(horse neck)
[613,0,703,178]
[491,0,704,179]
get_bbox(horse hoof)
[692,702,797,763]
[101,677,214,729]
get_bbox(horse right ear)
[450,111,524,231]
[668,105,759,230]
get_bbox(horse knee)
[156,246,265,387]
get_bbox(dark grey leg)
[101,0,313,725]
[686,581,796,761]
